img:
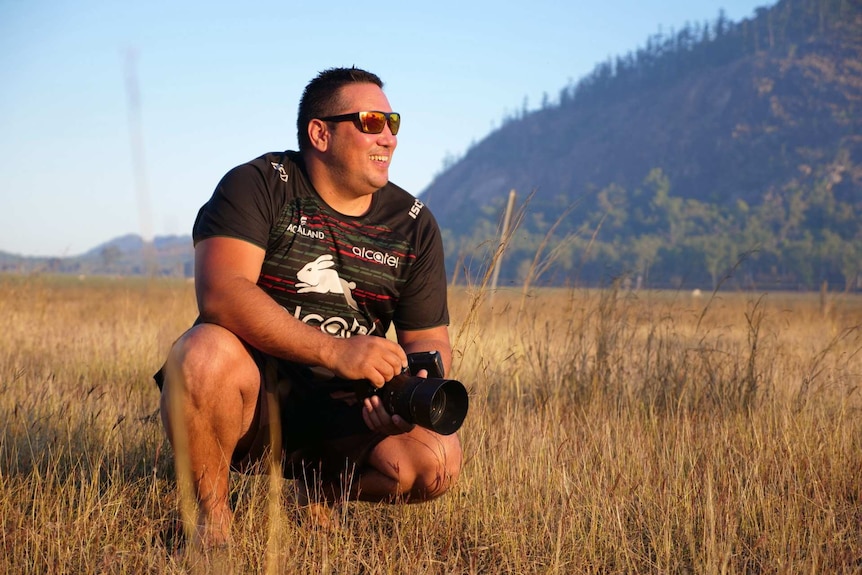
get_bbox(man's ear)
[308,119,329,152]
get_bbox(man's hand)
[361,394,415,435]
[327,335,408,388]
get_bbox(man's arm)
[395,325,453,376]
[194,236,407,386]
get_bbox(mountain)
[0,234,194,277]
[421,0,861,290]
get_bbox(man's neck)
[303,152,374,217]
[316,186,373,217]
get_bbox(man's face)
[324,83,397,199]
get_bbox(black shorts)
[154,352,385,484]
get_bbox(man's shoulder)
[378,183,438,228]
[380,180,412,200]
[238,150,302,179]
[218,150,311,199]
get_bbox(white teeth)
[370,155,388,162]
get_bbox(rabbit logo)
[296,254,359,310]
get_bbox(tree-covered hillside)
[423,0,861,291]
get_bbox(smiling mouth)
[370,154,389,163]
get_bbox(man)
[156,67,461,547]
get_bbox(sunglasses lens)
[359,112,387,134]
[388,113,400,135]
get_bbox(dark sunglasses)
[318,111,401,135]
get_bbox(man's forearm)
[197,275,337,368]
[398,333,453,376]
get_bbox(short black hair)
[297,67,384,152]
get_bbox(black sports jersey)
[193,151,449,338]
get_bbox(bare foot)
[292,480,342,532]
[193,506,233,549]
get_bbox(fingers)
[331,336,407,386]
[366,346,407,388]
[361,395,414,435]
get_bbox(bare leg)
[316,428,462,504]
[160,323,262,548]
[360,428,461,502]
[292,428,460,531]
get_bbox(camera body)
[405,350,447,379]
[360,351,468,435]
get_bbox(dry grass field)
[1,274,860,573]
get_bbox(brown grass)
[1,274,860,573]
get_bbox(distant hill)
[421,0,861,290]
[0,234,194,277]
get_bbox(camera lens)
[428,390,447,425]
[380,374,468,435]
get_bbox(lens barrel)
[378,374,468,435]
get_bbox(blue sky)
[1,0,773,257]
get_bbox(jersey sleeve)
[393,210,450,331]
[192,162,278,249]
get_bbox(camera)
[361,351,469,435]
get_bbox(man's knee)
[159,323,262,441]
[164,323,256,397]
[419,433,462,499]
[159,324,265,462]
[395,431,461,501]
